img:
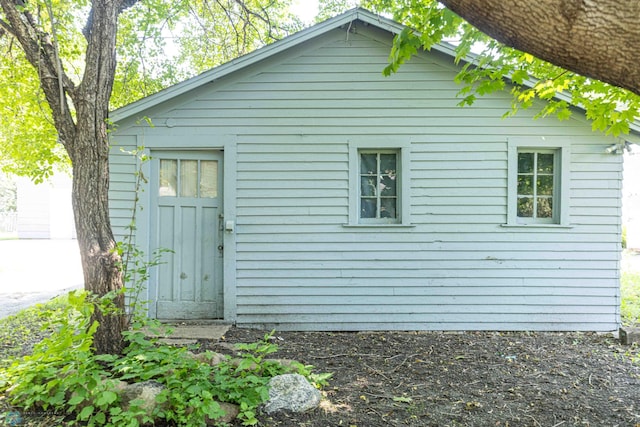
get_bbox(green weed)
[621,270,640,326]
[0,294,327,426]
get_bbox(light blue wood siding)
[110,22,622,331]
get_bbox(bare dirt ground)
[207,327,640,427]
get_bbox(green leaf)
[68,394,86,406]
[511,69,529,85]
[79,405,94,420]
[95,390,118,406]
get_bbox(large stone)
[262,374,321,414]
[115,380,165,420]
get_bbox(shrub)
[0,292,326,426]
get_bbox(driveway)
[0,239,83,318]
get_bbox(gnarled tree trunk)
[438,0,640,96]
[68,0,128,355]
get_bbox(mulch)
[202,327,640,427]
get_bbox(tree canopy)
[0,0,300,180]
[353,0,640,137]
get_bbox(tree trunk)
[71,147,127,355]
[67,0,129,355]
[0,0,135,354]
[438,0,640,96]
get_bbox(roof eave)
[111,8,396,123]
[111,7,640,137]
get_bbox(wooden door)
[150,151,223,319]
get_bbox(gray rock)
[205,401,240,424]
[263,374,321,414]
[186,350,227,366]
[116,380,165,418]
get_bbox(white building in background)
[623,151,640,250]
[16,173,75,239]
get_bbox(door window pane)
[180,160,198,197]
[200,161,218,198]
[159,160,177,197]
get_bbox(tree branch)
[0,17,12,36]
[0,0,76,143]
[438,0,640,96]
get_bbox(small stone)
[619,326,640,345]
[205,401,240,424]
[186,350,227,366]
[117,380,166,422]
[262,374,321,414]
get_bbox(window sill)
[343,223,415,228]
[501,223,573,229]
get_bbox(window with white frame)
[516,149,557,222]
[507,138,570,226]
[347,139,411,226]
[359,150,399,222]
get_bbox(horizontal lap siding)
[113,25,622,330]
[109,136,138,242]
[228,29,620,331]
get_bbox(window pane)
[537,197,553,218]
[380,175,396,196]
[361,176,377,197]
[361,199,376,218]
[200,161,218,198]
[517,197,533,217]
[180,160,198,197]
[159,160,177,197]
[360,154,377,174]
[537,153,554,173]
[380,154,397,177]
[380,198,397,218]
[358,149,400,223]
[517,176,532,195]
[537,175,554,196]
[518,153,534,173]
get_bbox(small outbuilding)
[110,8,635,331]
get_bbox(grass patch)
[0,295,68,368]
[621,270,640,327]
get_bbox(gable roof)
[111,7,640,138]
[111,7,456,123]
